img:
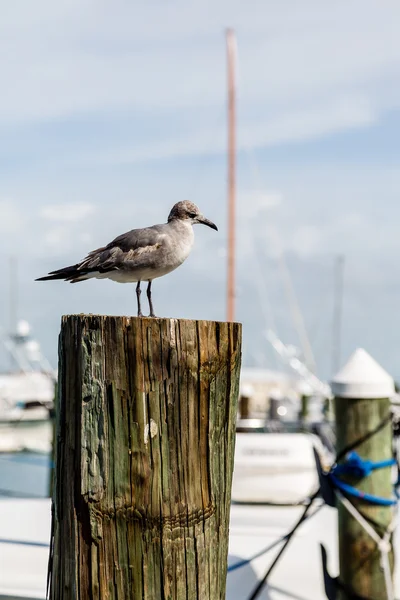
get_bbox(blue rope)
[329,451,397,506]
[329,474,397,506]
[333,451,395,478]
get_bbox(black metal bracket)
[313,448,336,508]
[320,544,337,600]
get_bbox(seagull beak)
[198,216,218,231]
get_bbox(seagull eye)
[188,212,197,218]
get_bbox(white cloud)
[79,232,93,245]
[42,226,93,256]
[40,203,95,222]
[239,190,282,213]
[1,1,400,379]
[0,199,24,233]
[43,226,71,251]
[240,96,375,148]
[285,225,324,259]
[0,0,398,153]
[81,94,375,165]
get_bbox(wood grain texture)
[49,315,242,600]
[335,396,394,600]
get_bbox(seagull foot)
[137,311,143,318]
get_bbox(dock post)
[299,382,312,429]
[48,315,241,600]
[47,381,57,498]
[331,348,395,600]
[300,394,310,426]
[239,384,252,419]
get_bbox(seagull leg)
[136,281,143,317]
[147,281,156,317]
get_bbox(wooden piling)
[239,394,250,419]
[48,381,57,498]
[299,383,312,430]
[48,315,242,600]
[300,394,309,423]
[332,349,395,600]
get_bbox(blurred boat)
[0,418,53,454]
[232,430,328,505]
[0,452,51,600]
[0,320,55,454]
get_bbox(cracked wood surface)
[335,396,394,600]
[49,315,242,600]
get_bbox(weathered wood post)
[331,348,395,600]
[300,394,308,421]
[299,382,312,430]
[49,315,241,600]
[238,384,252,419]
[48,379,58,498]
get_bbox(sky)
[1,1,400,381]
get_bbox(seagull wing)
[80,225,166,273]
[36,225,166,282]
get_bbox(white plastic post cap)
[269,387,283,400]
[331,348,395,399]
[298,381,313,396]
[16,319,30,337]
[239,383,254,398]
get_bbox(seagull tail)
[35,264,89,283]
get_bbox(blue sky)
[1,1,400,380]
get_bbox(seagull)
[36,200,218,317]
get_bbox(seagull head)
[168,200,218,231]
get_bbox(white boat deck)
[0,499,50,600]
[0,497,371,600]
[0,430,396,599]
[1,497,400,599]
[228,502,338,600]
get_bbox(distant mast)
[9,256,17,337]
[226,28,236,322]
[331,254,345,374]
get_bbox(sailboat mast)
[9,255,17,336]
[331,254,345,374]
[226,28,236,322]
